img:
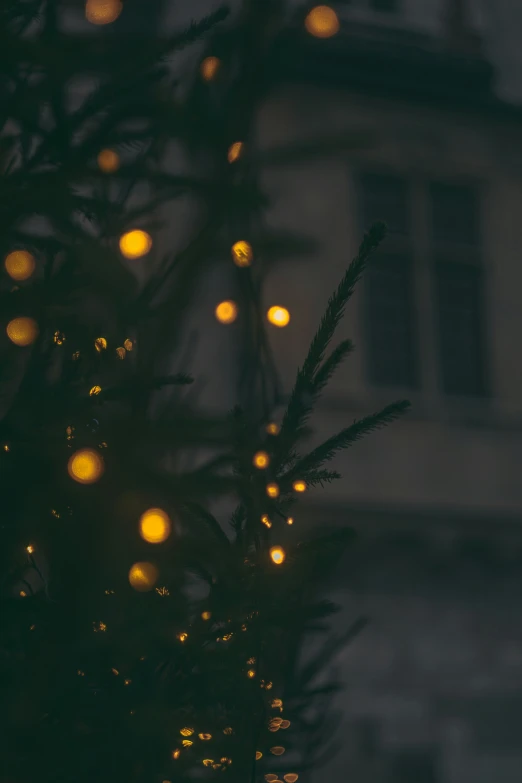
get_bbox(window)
[430,183,487,396]
[359,173,418,389]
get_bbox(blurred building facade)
[258,2,522,782]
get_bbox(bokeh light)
[270,546,286,565]
[201,611,212,620]
[6,317,38,347]
[94,337,107,352]
[267,306,290,327]
[139,507,172,544]
[89,385,102,396]
[215,301,238,324]
[68,448,104,484]
[4,250,35,281]
[266,483,280,499]
[119,229,152,259]
[85,0,123,25]
[200,56,221,81]
[231,240,253,267]
[305,6,340,38]
[270,746,286,756]
[97,148,120,172]
[227,141,243,163]
[128,561,158,592]
[266,422,280,435]
[284,776,299,783]
[292,480,307,493]
[261,514,272,528]
[253,450,270,469]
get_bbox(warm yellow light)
[231,240,253,268]
[200,56,220,81]
[227,141,244,163]
[5,250,35,281]
[202,760,214,767]
[253,450,270,469]
[270,746,285,756]
[172,750,181,760]
[199,733,212,740]
[280,720,291,729]
[180,728,194,737]
[94,337,107,352]
[128,561,158,592]
[266,483,280,499]
[256,751,263,760]
[123,338,133,351]
[3,443,10,452]
[215,300,238,324]
[89,385,102,396]
[115,346,126,359]
[266,422,280,435]
[182,739,193,747]
[247,669,256,679]
[286,517,294,526]
[270,717,283,727]
[284,776,299,783]
[124,678,131,685]
[270,546,286,565]
[271,698,283,709]
[265,776,278,782]
[139,507,172,544]
[305,5,340,38]
[292,480,307,493]
[85,0,123,25]
[261,514,272,528]
[97,148,120,173]
[177,632,188,643]
[267,306,290,328]
[201,611,212,620]
[72,350,80,360]
[68,448,104,484]
[26,544,34,554]
[223,727,233,735]
[6,317,38,347]
[119,229,152,259]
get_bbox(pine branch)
[286,399,410,477]
[312,339,354,396]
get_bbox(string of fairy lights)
[2,3,342,780]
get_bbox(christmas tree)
[0,3,409,782]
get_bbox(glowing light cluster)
[266,483,280,499]
[267,306,290,327]
[139,507,172,544]
[215,300,238,324]
[128,561,158,592]
[119,229,152,259]
[4,250,35,281]
[292,480,307,493]
[6,317,38,347]
[253,450,270,469]
[270,546,286,565]
[227,141,243,163]
[305,6,340,38]
[68,448,104,484]
[85,0,123,25]
[231,240,253,267]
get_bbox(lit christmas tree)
[0,3,409,782]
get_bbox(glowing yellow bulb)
[215,300,238,324]
[182,739,193,747]
[115,346,126,359]
[280,720,291,729]
[198,733,212,740]
[94,337,107,352]
[253,451,270,469]
[68,448,104,484]
[26,545,34,554]
[270,546,286,565]
[228,141,244,163]
[119,229,152,259]
[271,698,283,709]
[200,56,220,81]
[97,148,120,173]
[89,385,102,396]
[202,759,214,767]
[247,669,256,679]
[85,0,123,25]
[172,750,181,760]
[292,480,307,493]
[201,611,212,620]
[270,717,283,727]
[286,517,294,526]
[123,338,133,351]
[270,746,285,756]
[3,443,10,452]
[267,306,290,328]
[256,751,263,760]
[180,728,194,737]
[5,250,35,281]
[266,422,280,435]
[261,514,272,528]
[177,632,188,643]
[266,483,280,499]
[139,507,172,544]
[128,561,158,592]
[231,240,253,268]
[284,776,299,783]
[6,317,38,347]
[305,5,339,38]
